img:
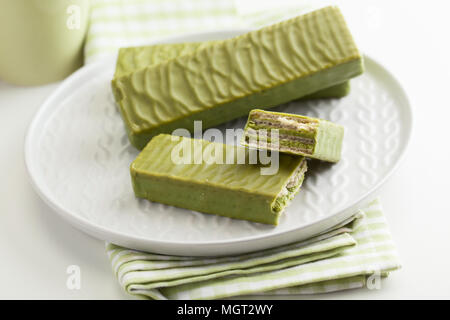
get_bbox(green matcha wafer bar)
[114,41,350,99]
[130,134,307,225]
[242,109,344,163]
[113,6,363,150]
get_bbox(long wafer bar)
[130,134,307,225]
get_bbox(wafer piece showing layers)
[113,42,351,99]
[112,6,363,150]
[242,109,344,163]
[130,134,307,225]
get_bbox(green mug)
[0,0,90,85]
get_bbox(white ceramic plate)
[25,30,412,256]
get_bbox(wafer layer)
[131,134,307,225]
[243,109,344,162]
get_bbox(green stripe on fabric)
[260,275,366,295]
[105,199,400,299]
[162,254,400,300]
[118,235,355,285]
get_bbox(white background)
[0,0,449,299]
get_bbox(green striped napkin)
[107,199,400,299]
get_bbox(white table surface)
[1,0,449,299]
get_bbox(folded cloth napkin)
[106,199,401,299]
[85,0,321,63]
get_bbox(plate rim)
[24,29,413,256]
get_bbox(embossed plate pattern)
[25,30,412,256]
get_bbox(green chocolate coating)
[114,42,350,99]
[242,109,344,163]
[113,6,363,150]
[130,134,307,225]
